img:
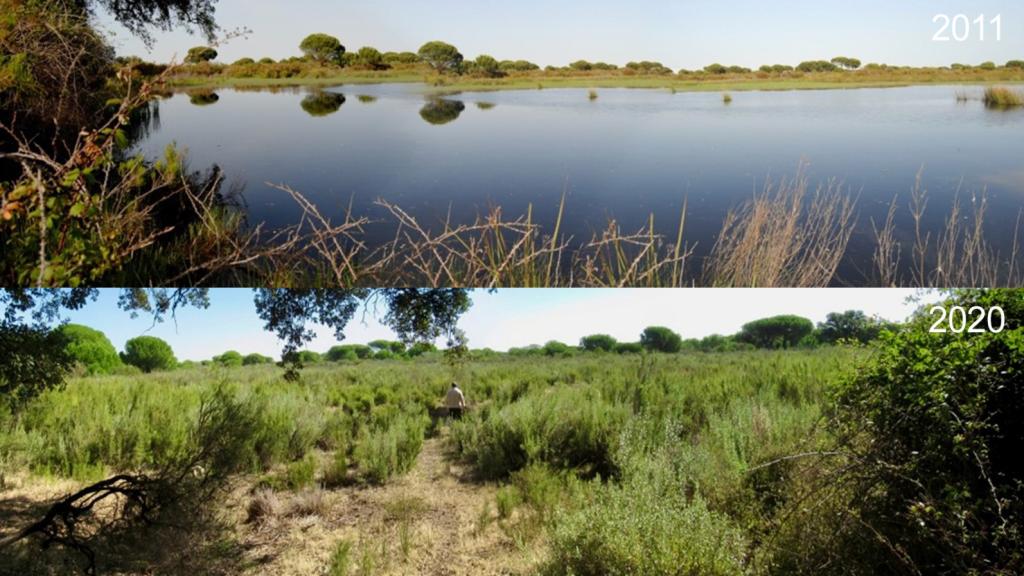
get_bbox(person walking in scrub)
[445,382,466,419]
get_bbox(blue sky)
[58,289,932,360]
[96,0,1023,68]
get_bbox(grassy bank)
[167,66,1024,93]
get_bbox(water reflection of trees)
[357,95,378,104]
[419,99,466,125]
[300,92,347,117]
[188,90,220,106]
[123,99,161,142]
[234,85,305,95]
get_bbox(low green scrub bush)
[322,445,349,487]
[454,386,628,480]
[495,485,521,519]
[511,464,581,521]
[354,412,427,484]
[284,454,318,490]
[546,471,746,575]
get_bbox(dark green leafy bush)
[0,324,71,411]
[777,290,1024,574]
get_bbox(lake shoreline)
[167,71,1024,94]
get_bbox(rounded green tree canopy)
[816,310,892,344]
[474,54,502,77]
[407,342,437,357]
[736,315,813,349]
[120,336,176,373]
[299,33,345,64]
[640,326,682,353]
[1,325,73,410]
[185,46,217,63]
[58,324,121,375]
[383,51,420,66]
[326,344,373,361]
[356,46,386,70]
[242,353,273,366]
[213,350,243,367]
[580,334,617,352]
[543,340,574,357]
[418,41,463,73]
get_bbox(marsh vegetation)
[983,85,1024,108]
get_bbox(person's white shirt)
[445,386,465,408]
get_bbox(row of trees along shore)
[174,34,1024,77]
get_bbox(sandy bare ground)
[0,474,83,543]
[0,431,543,575]
[237,432,545,576]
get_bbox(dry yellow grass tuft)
[703,166,856,287]
[246,487,281,525]
[983,86,1024,108]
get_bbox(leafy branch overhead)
[80,0,220,45]
[254,288,471,378]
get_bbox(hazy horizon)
[96,0,1023,69]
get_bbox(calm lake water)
[137,84,1024,283]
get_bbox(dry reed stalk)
[703,167,856,287]
[871,196,900,287]
[373,199,570,287]
[880,173,1022,287]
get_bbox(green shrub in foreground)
[454,386,628,480]
[813,289,1024,574]
[354,412,426,484]
[546,475,746,576]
